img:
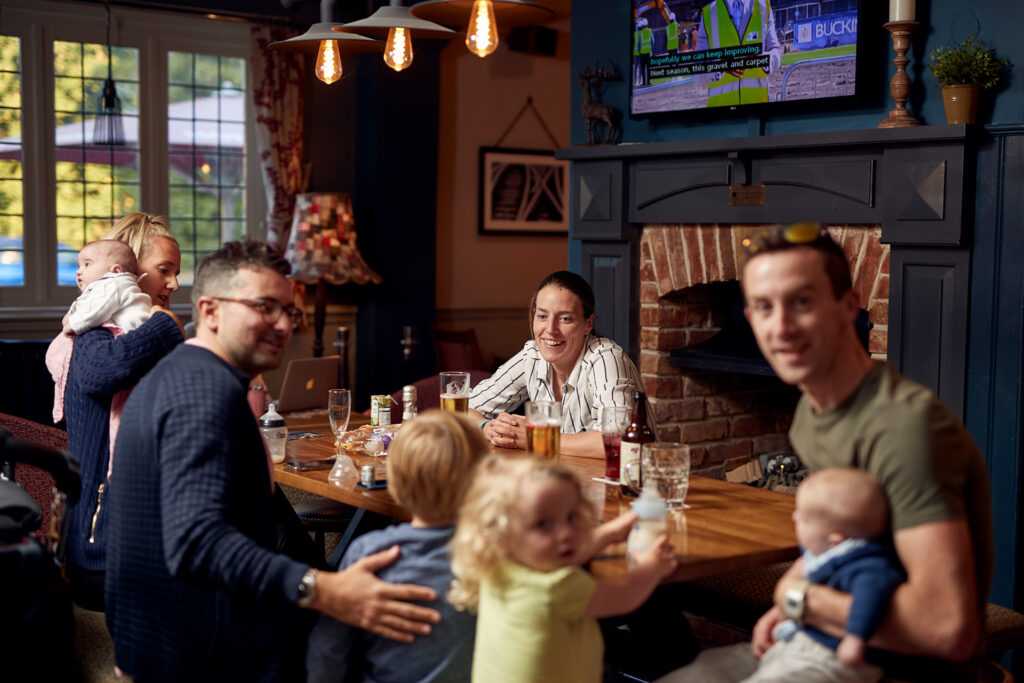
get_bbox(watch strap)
[297,568,318,608]
[783,578,810,623]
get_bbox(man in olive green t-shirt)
[655,224,992,683]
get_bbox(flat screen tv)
[630,0,863,115]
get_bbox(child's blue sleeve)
[845,558,906,640]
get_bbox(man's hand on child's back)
[311,545,441,643]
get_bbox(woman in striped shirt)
[469,271,643,459]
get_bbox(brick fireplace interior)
[638,224,891,477]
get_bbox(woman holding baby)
[56,212,184,611]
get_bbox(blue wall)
[570,0,1022,144]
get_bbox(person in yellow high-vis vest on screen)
[695,0,782,106]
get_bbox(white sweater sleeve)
[66,278,126,333]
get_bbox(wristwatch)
[478,418,491,432]
[782,578,810,623]
[297,568,318,608]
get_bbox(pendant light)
[270,0,380,85]
[93,1,125,145]
[342,1,454,73]
[409,0,554,58]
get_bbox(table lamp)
[284,192,382,356]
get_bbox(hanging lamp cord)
[105,1,113,82]
[493,96,561,149]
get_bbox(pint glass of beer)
[525,400,561,458]
[440,371,471,413]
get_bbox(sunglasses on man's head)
[740,222,828,255]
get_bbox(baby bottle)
[626,483,667,567]
[259,401,288,464]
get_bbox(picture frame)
[478,147,569,236]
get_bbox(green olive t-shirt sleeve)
[869,404,964,531]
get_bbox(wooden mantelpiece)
[557,125,972,417]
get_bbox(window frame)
[0,0,264,315]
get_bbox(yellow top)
[472,562,602,683]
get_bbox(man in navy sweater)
[106,241,439,682]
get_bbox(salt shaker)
[402,384,418,422]
[626,483,667,567]
[258,401,288,464]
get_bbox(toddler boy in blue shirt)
[307,410,490,683]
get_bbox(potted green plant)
[929,36,1011,125]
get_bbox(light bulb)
[384,27,414,72]
[465,0,498,58]
[315,39,343,85]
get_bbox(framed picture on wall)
[478,147,569,236]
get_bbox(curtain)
[250,25,305,248]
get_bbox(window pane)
[219,89,244,122]
[168,50,247,272]
[54,76,86,113]
[54,41,140,285]
[0,157,21,179]
[220,58,245,89]
[111,46,138,81]
[168,52,193,85]
[0,107,20,139]
[56,217,85,248]
[170,187,194,217]
[113,182,140,214]
[0,36,21,72]
[0,72,20,108]
[194,54,219,87]
[53,41,83,78]
[0,36,22,288]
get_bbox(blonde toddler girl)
[450,455,678,683]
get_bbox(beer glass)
[526,400,561,458]
[440,371,471,413]
[641,442,690,509]
[599,405,630,480]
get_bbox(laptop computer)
[276,355,339,413]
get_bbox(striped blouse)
[469,335,643,434]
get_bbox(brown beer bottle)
[620,390,654,496]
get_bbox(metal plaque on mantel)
[729,183,766,207]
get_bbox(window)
[0,35,24,287]
[167,51,247,285]
[0,1,262,310]
[54,40,141,287]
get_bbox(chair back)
[0,413,69,538]
[435,328,487,373]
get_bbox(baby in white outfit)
[63,239,151,334]
[46,240,154,471]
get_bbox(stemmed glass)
[328,389,351,454]
[327,389,353,485]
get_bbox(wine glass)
[328,389,351,449]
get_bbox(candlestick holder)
[879,20,921,128]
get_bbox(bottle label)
[620,441,642,488]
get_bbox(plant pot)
[941,84,980,125]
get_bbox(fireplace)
[638,224,889,475]
[558,125,972,469]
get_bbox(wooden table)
[274,418,798,582]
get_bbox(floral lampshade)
[284,192,382,286]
